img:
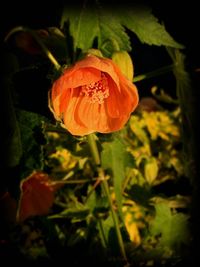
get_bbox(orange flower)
[49,55,139,136]
[16,171,64,222]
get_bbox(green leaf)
[101,137,135,217]
[61,3,183,58]
[60,2,131,55]
[167,48,194,180]
[150,203,190,249]
[48,207,90,220]
[97,214,114,248]
[1,52,22,168]
[16,109,48,178]
[115,6,184,48]
[85,186,109,214]
[61,2,99,52]
[6,116,22,167]
[98,10,131,56]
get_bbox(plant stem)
[133,64,175,82]
[87,133,100,165]
[98,217,108,248]
[87,134,128,264]
[99,169,128,262]
[28,29,61,71]
[4,26,61,71]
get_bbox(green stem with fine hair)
[4,26,61,72]
[28,29,61,71]
[98,217,108,248]
[86,134,129,264]
[99,169,128,263]
[87,133,101,165]
[133,64,175,82]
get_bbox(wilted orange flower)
[16,171,63,222]
[49,55,139,136]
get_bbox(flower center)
[81,73,109,104]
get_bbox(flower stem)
[4,26,61,71]
[133,64,175,82]
[87,134,100,165]
[99,169,128,263]
[87,134,129,264]
[27,29,61,71]
[98,217,108,248]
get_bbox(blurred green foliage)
[10,103,191,266]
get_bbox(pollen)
[81,73,109,104]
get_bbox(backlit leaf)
[150,203,190,248]
[16,109,48,178]
[1,52,22,167]
[98,10,131,56]
[101,137,135,217]
[167,48,194,180]
[97,214,114,248]
[48,207,90,221]
[61,2,131,55]
[61,2,99,51]
[115,6,184,48]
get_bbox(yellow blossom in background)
[46,132,60,139]
[123,201,148,246]
[143,111,180,141]
[124,213,141,245]
[49,147,77,172]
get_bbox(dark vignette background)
[0,1,199,266]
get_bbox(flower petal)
[106,74,139,118]
[58,88,72,115]
[61,67,101,89]
[112,61,139,108]
[63,89,91,135]
[76,98,110,133]
[74,55,120,88]
[76,97,130,134]
[106,76,123,118]
[50,55,139,136]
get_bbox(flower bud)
[111,51,134,81]
[87,48,103,58]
